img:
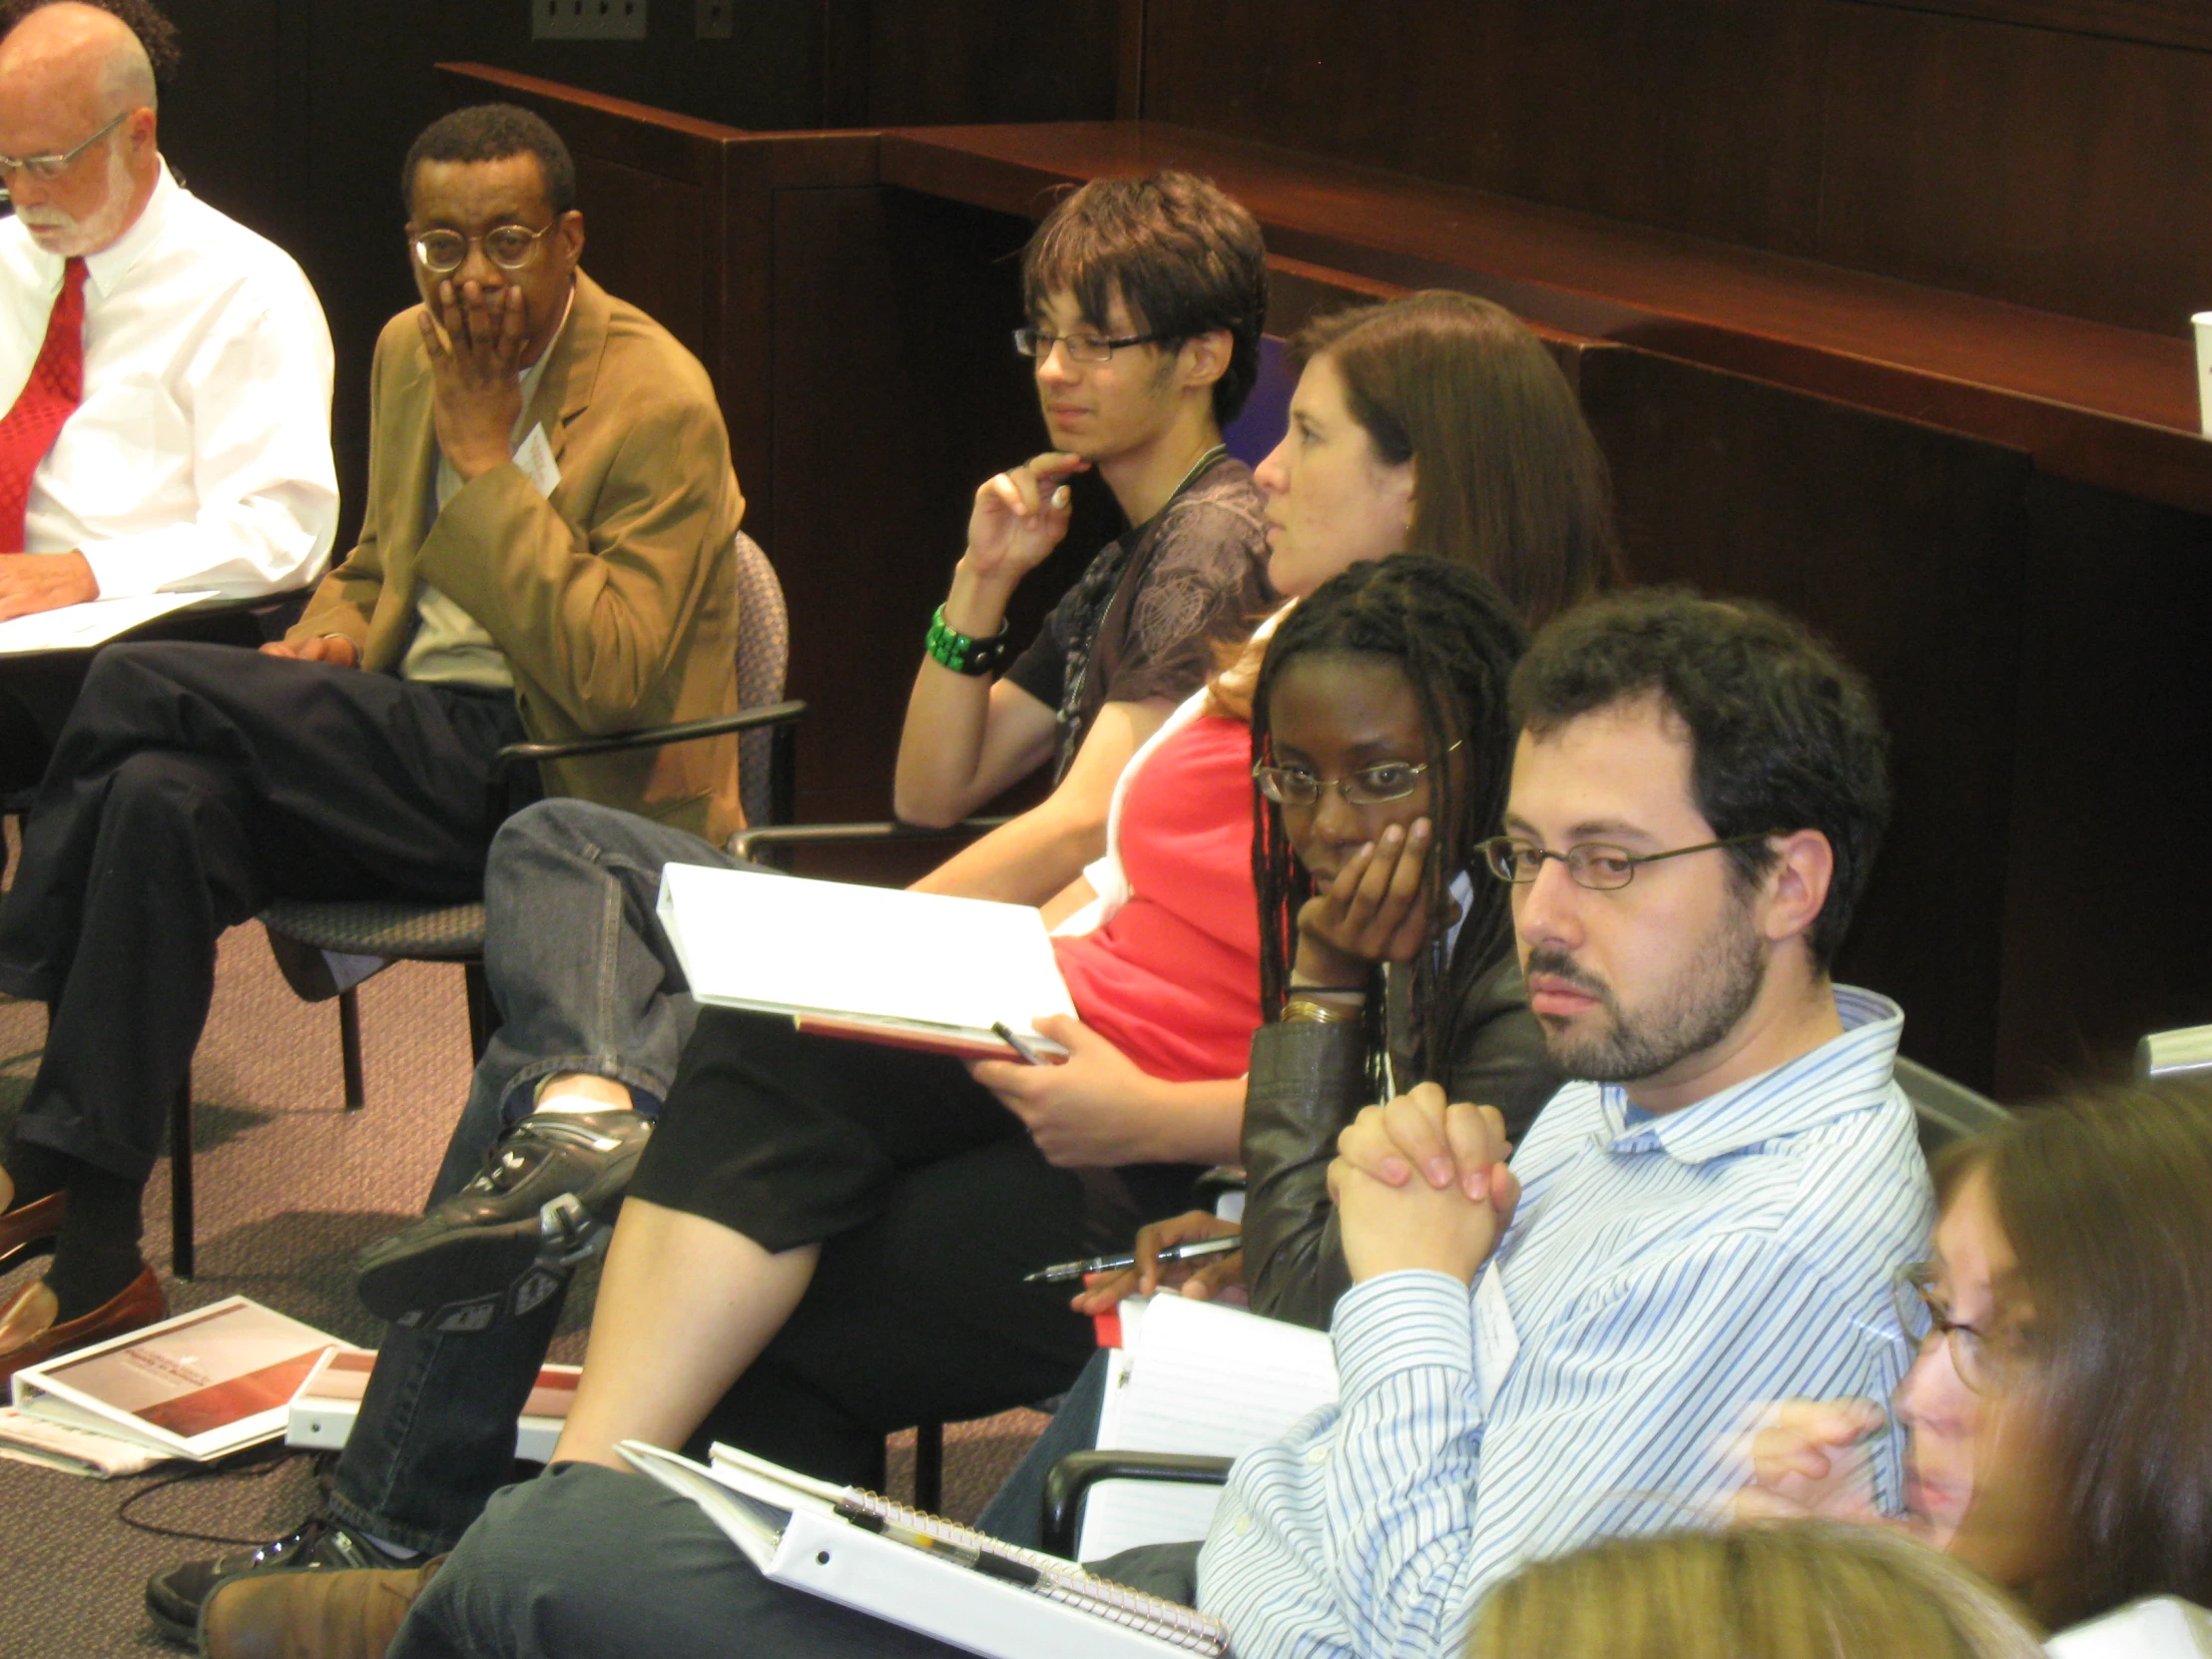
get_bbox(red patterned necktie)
[0,256,90,553]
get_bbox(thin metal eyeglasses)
[1477,830,1782,890]
[1011,325,1168,364]
[1894,1262,2023,1395]
[0,109,131,184]
[1253,742,1461,808]
[409,222,558,276]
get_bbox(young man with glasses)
[188,589,1936,1659]
[0,0,337,785]
[897,171,1274,903]
[0,98,744,1406]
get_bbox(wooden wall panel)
[1134,0,2212,338]
[765,188,1111,826]
[1993,474,2212,1096]
[1578,350,2034,1091]
[836,0,1121,128]
[1818,6,2212,334]
[570,159,710,351]
[1846,0,2212,53]
[1141,0,1829,255]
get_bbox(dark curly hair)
[1508,587,1889,967]
[0,0,180,83]
[401,104,577,219]
[1251,555,1528,1094]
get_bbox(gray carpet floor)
[0,915,1044,1658]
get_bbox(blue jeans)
[328,799,747,1550]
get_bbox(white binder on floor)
[619,1439,1227,1658]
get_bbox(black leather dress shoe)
[353,1108,652,1333]
[146,1513,417,1648]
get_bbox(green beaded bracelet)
[924,604,1011,677]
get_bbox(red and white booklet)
[655,863,1075,1061]
[8,1296,340,1464]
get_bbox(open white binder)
[620,1440,1227,1658]
[654,862,1077,1058]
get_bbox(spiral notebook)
[619,1440,1228,1658]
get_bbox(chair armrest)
[2138,1023,2212,1081]
[1041,1450,1235,1561]
[485,700,807,822]
[726,815,1011,862]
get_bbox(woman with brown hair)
[1468,1519,2045,1659]
[1738,1078,2212,1650]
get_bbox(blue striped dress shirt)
[1196,986,1934,1658]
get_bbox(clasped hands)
[416,276,530,482]
[1330,1084,1517,1287]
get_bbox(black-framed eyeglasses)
[1253,743,1461,809]
[1477,830,1782,891]
[409,222,558,276]
[0,109,131,184]
[1894,1262,2024,1395]
[1012,325,1168,364]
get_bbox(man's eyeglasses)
[0,109,131,184]
[1253,743,1459,809]
[1477,830,1780,891]
[409,222,558,276]
[1894,1263,2026,1395]
[1012,325,1167,364]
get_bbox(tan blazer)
[291,271,746,844]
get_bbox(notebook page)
[656,864,1076,1043]
[1079,1296,1340,1560]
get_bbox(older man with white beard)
[0,0,335,781]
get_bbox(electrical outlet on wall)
[695,0,733,40]
[533,0,648,41]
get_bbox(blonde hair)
[1467,1522,2044,1659]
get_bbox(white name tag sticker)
[514,423,560,500]
[1472,1260,1520,1415]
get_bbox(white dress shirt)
[1198,987,1934,1659]
[0,162,337,598]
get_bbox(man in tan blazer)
[0,103,744,1380]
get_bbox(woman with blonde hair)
[1468,1520,2044,1659]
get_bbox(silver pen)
[1023,1233,1243,1284]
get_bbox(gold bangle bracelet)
[1280,996,1366,1026]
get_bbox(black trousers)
[0,603,275,795]
[0,641,527,1182]
[634,1007,1201,1485]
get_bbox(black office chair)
[1893,1053,2011,1157]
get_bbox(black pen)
[1023,1234,1243,1284]
[990,1021,1051,1065]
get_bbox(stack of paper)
[1079,1295,1341,1560]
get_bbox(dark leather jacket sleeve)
[1242,953,1562,1332]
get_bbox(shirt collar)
[81,158,176,298]
[1593,985,1905,1165]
